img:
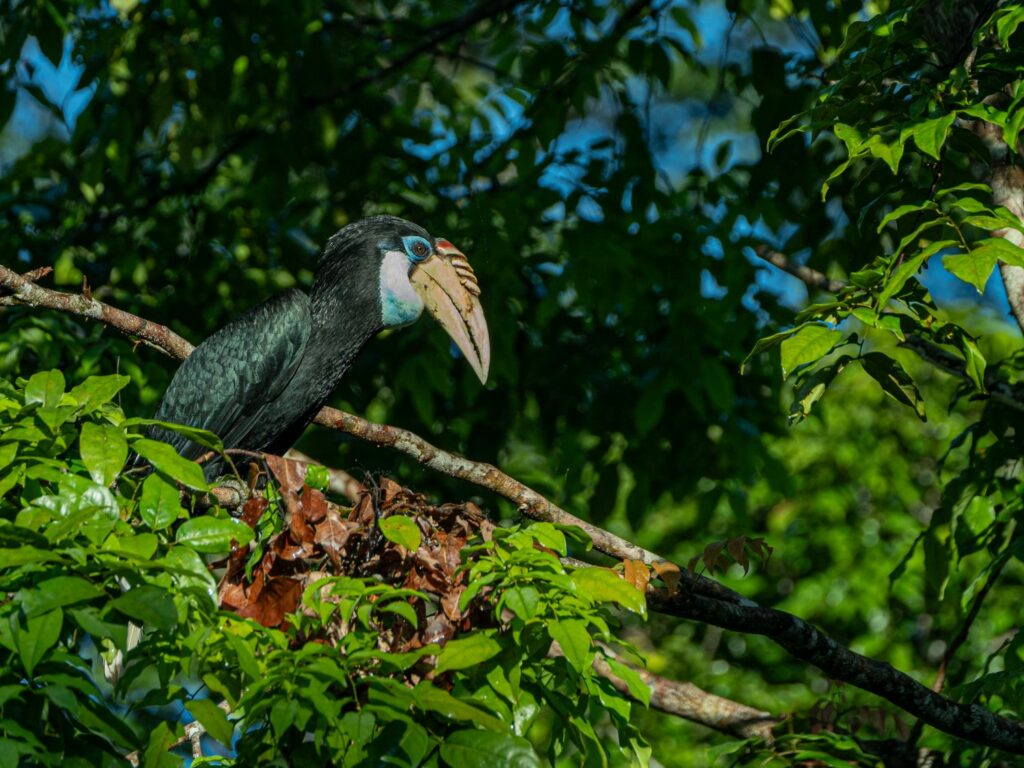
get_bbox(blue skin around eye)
[401,235,432,263]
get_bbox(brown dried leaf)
[240,496,269,528]
[702,541,725,576]
[726,536,749,573]
[651,560,682,595]
[441,588,463,622]
[264,455,306,495]
[230,575,303,629]
[315,514,359,568]
[422,614,455,645]
[622,559,651,594]
[299,485,328,524]
[351,493,376,526]
[378,477,403,504]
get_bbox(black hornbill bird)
[147,216,489,470]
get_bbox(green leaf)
[788,357,851,425]
[414,685,505,731]
[440,729,541,768]
[185,699,234,746]
[878,240,956,306]
[876,201,937,233]
[304,464,329,492]
[860,353,926,420]
[0,442,16,473]
[960,336,988,392]
[79,422,128,486]
[943,248,997,293]
[997,7,1024,49]
[821,156,854,200]
[143,722,179,768]
[15,608,63,676]
[139,474,184,530]
[780,325,843,378]
[865,134,904,174]
[436,632,502,674]
[175,516,254,554]
[603,656,652,706]
[20,576,102,617]
[68,375,130,413]
[971,237,1024,268]
[131,438,208,490]
[124,419,224,453]
[25,370,65,409]
[379,515,421,550]
[569,567,647,617]
[524,522,567,555]
[548,619,592,675]
[379,600,419,627]
[503,586,541,620]
[905,113,955,160]
[741,325,806,374]
[110,585,178,631]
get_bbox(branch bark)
[549,642,778,741]
[753,246,847,293]
[7,267,1024,754]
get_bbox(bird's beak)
[409,239,490,384]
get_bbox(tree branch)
[8,267,1024,753]
[0,265,194,359]
[752,246,847,293]
[647,588,1024,754]
[549,641,778,741]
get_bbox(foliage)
[0,371,647,765]
[5,0,1024,765]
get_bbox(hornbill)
[146,215,489,472]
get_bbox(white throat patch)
[379,249,424,327]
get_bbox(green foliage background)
[3,0,1024,765]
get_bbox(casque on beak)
[409,238,490,384]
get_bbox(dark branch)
[648,588,1024,754]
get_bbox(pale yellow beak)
[409,239,490,384]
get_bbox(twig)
[548,641,778,740]
[0,265,194,359]
[123,700,232,765]
[10,268,1024,754]
[752,246,847,293]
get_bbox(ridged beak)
[409,239,490,384]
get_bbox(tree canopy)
[2,0,1024,765]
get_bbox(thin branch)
[123,700,231,765]
[549,641,778,741]
[933,555,1010,694]
[753,246,847,293]
[9,268,1024,753]
[0,265,194,359]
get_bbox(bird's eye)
[403,236,432,262]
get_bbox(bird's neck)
[304,263,383,396]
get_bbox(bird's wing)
[150,289,311,460]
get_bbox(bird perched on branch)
[146,215,489,473]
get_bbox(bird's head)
[319,215,490,383]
